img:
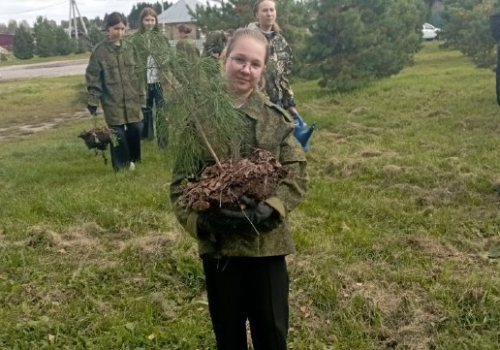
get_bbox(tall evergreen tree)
[442,0,498,68]
[54,27,74,56]
[307,0,425,92]
[88,24,106,47]
[34,17,56,57]
[7,20,18,34]
[13,25,34,60]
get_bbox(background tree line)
[8,1,169,60]
[5,0,500,92]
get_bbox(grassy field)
[1,41,500,349]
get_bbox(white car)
[422,23,441,40]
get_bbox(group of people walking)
[85,9,201,170]
[85,1,309,349]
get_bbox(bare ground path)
[0,59,88,80]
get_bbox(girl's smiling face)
[224,37,266,97]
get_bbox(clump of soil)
[78,127,115,151]
[182,148,288,211]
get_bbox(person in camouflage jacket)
[249,0,300,117]
[170,28,308,350]
[202,29,234,59]
[86,12,146,170]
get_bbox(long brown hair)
[139,7,159,32]
[253,0,280,32]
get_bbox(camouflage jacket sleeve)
[170,164,207,239]
[85,47,103,106]
[263,105,308,218]
[203,31,225,57]
[278,37,296,109]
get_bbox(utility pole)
[68,0,89,39]
[160,1,166,35]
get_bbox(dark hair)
[105,12,127,30]
[177,24,192,34]
[139,7,159,32]
[226,28,270,65]
[252,0,280,32]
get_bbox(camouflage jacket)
[170,91,309,257]
[248,22,296,109]
[176,37,200,63]
[86,38,146,125]
[202,30,227,58]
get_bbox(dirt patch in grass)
[323,156,364,178]
[116,231,181,258]
[25,225,102,255]
[0,110,90,142]
[342,275,443,350]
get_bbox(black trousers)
[108,122,142,170]
[202,255,289,350]
[144,83,168,148]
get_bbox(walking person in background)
[134,7,169,148]
[170,28,309,350]
[86,12,145,170]
[248,0,300,117]
[202,29,234,60]
[176,24,200,63]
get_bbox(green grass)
[1,41,500,349]
[0,52,90,67]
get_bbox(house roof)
[158,0,220,24]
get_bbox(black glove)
[217,196,277,230]
[196,214,218,241]
[87,104,97,116]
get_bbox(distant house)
[157,0,220,41]
[0,33,14,49]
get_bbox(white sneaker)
[129,162,135,171]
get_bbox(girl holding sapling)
[170,28,308,350]
[132,7,169,148]
[85,12,145,170]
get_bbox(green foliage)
[34,16,56,57]
[88,25,106,47]
[73,36,91,54]
[191,0,253,31]
[442,0,498,68]
[7,19,18,34]
[54,27,74,56]
[307,0,425,92]
[12,25,34,60]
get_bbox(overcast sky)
[0,0,154,25]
